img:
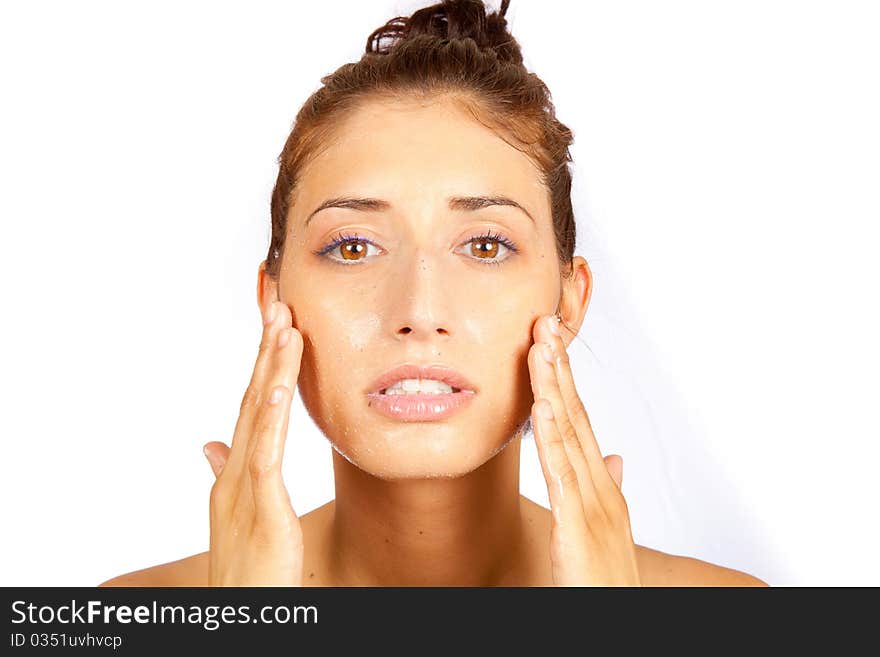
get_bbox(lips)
[365,363,478,422]
[366,389,476,422]
[366,363,477,395]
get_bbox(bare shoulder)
[98,552,209,587]
[635,545,769,587]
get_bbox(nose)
[389,251,453,341]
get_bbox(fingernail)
[277,328,290,348]
[269,387,284,405]
[548,315,560,336]
[542,342,554,364]
[539,400,554,420]
[264,302,277,326]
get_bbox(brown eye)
[459,232,515,264]
[319,235,381,265]
[340,240,368,261]
[470,238,499,259]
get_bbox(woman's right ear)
[257,260,298,330]
[256,260,278,317]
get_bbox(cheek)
[463,296,537,398]
[343,311,381,353]
[464,276,548,346]
[298,304,382,401]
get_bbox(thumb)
[604,454,623,490]
[203,441,230,479]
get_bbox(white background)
[1,0,878,586]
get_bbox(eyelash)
[314,230,519,266]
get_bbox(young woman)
[101,0,767,587]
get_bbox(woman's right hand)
[202,300,305,586]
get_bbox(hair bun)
[366,0,522,65]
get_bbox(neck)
[328,434,528,586]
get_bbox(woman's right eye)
[317,235,382,264]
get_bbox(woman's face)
[271,95,575,479]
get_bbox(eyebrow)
[305,195,535,225]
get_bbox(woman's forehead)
[295,98,548,216]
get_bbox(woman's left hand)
[528,314,642,586]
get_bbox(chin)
[322,414,523,480]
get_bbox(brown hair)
[266,0,576,279]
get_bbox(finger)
[531,398,588,534]
[535,314,618,500]
[245,304,304,465]
[203,441,230,478]
[605,454,623,490]
[527,330,599,518]
[245,301,303,522]
[224,300,289,476]
[249,384,299,528]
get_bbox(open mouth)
[366,364,477,421]
[378,379,463,395]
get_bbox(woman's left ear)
[557,256,592,346]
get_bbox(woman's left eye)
[457,231,518,265]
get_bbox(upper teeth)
[382,378,456,395]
